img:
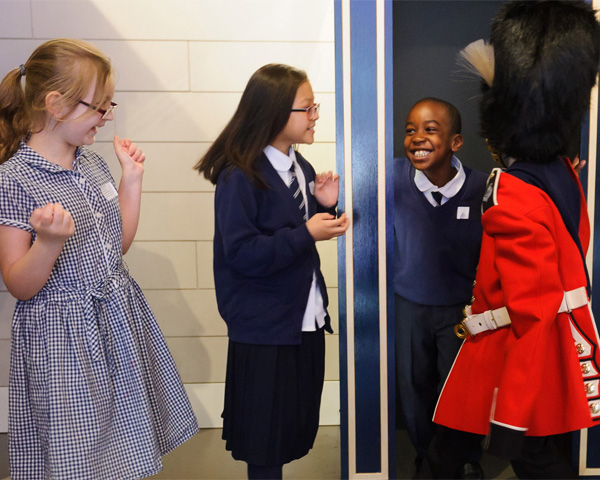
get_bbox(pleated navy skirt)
[222,328,325,467]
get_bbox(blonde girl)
[0,39,198,479]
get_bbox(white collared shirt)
[414,155,466,206]
[263,145,326,331]
[263,145,309,219]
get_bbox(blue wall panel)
[350,0,382,473]
[334,0,349,477]
[384,1,396,476]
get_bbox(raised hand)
[571,154,586,177]
[29,203,75,245]
[113,135,146,253]
[306,212,349,241]
[113,135,146,177]
[314,171,339,208]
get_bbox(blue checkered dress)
[1,143,199,479]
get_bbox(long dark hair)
[194,63,308,188]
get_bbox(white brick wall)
[0,0,339,431]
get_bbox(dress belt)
[454,286,588,339]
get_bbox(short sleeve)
[0,174,35,233]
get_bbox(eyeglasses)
[79,100,118,119]
[291,103,320,120]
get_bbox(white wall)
[0,0,338,431]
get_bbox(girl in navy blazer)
[195,63,349,480]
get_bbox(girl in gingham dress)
[0,39,198,479]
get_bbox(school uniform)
[213,148,335,467]
[393,156,487,465]
[0,143,198,480]
[433,157,600,476]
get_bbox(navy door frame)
[335,1,395,477]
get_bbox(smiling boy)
[394,98,487,479]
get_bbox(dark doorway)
[393,0,505,174]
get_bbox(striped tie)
[289,164,307,221]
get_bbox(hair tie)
[19,64,26,76]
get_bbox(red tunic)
[433,163,600,448]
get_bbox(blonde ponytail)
[0,68,29,164]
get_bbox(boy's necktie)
[431,191,443,205]
[289,164,307,221]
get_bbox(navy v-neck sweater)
[393,157,488,306]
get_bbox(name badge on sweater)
[456,206,470,220]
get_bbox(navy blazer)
[213,152,334,345]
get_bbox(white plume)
[458,39,495,87]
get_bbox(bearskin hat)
[480,0,600,163]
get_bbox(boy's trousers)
[394,294,479,463]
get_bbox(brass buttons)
[585,383,596,395]
[581,363,591,374]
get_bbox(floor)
[0,427,516,479]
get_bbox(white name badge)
[457,206,470,220]
[101,182,119,201]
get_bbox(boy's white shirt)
[414,155,466,207]
[263,145,326,331]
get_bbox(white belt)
[558,286,588,314]
[454,287,588,339]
